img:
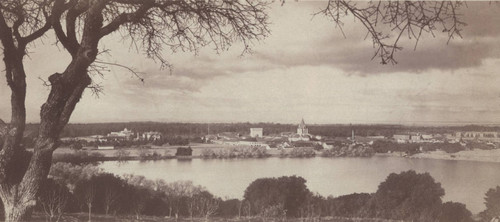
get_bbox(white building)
[237,141,270,149]
[393,134,410,143]
[108,128,135,139]
[250,128,263,138]
[140,131,162,140]
[286,119,310,142]
[297,118,308,136]
[98,145,115,150]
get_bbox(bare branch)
[318,0,466,64]
[37,76,51,87]
[51,0,79,56]
[94,60,144,82]
[87,81,104,98]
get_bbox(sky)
[1,1,500,125]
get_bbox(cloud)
[244,1,500,75]
[2,1,500,124]
[460,2,500,38]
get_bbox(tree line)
[4,163,500,221]
[22,122,500,140]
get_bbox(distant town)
[55,119,500,159]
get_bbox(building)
[297,118,308,136]
[140,131,162,141]
[460,131,500,142]
[237,140,270,149]
[98,145,115,150]
[250,128,263,138]
[107,128,135,140]
[393,134,410,143]
[289,133,310,142]
[410,135,422,143]
[217,132,240,140]
[286,118,310,142]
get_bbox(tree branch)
[319,0,466,64]
[65,0,89,50]
[51,0,79,56]
[99,1,155,38]
[94,60,144,82]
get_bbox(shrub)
[438,202,473,222]
[115,148,131,161]
[200,147,269,159]
[371,170,445,221]
[288,147,316,158]
[244,176,310,217]
[200,149,216,158]
[176,146,193,156]
[480,186,500,221]
[138,149,162,161]
[52,151,105,165]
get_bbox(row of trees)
[242,171,474,222]
[8,163,500,221]
[39,163,224,221]
[32,122,500,140]
[200,147,269,159]
[371,140,472,155]
[61,135,190,149]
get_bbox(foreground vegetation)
[200,147,270,159]
[3,161,499,222]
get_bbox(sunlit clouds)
[0,2,499,125]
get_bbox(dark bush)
[175,146,193,156]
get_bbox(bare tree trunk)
[3,201,30,222]
[0,15,32,221]
[88,203,92,222]
[238,201,242,218]
[0,58,91,222]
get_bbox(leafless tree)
[159,180,203,218]
[0,0,470,221]
[182,182,203,219]
[103,184,120,215]
[0,0,269,220]
[38,180,69,222]
[84,184,95,222]
[0,0,53,220]
[242,200,252,217]
[195,194,220,220]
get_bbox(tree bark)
[0,53,92,222]
[3,202,30,222]
[0,2,99,216]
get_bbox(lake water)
[100,156,500,214]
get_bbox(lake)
[100,156,500,214]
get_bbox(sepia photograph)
[1,0,500,221]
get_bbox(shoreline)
[50,145,500,164]
[409,149,500,163]
[377,149,500,163]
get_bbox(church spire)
[297,118,308,135]
[299,118,306,128]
